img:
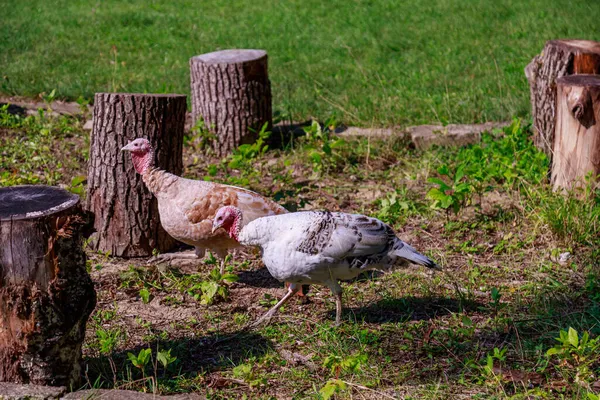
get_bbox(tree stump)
[0,185,96,386]
[190,49,272,156]
[525,40,600,161]
[551,74,600,190]
[86,93,186,257]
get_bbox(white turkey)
[212,205,440,326]
[120,138,288,274]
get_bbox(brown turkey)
[121,138,287,274]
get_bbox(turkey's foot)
[251,311,276,328]
[251,284,300,329]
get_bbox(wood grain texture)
[551,74,600,190]
[525,40,600,163]
[0,185,95,386]
[190,49,272,156]
[85,93,186,257]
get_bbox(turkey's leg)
[334,292,343,325]
[329,282,344,325]
[252,283,300,328]
[214,249,229,275]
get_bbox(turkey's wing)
[316,213,391,259]
[183,186,239,224]
[183,185,285,228]
[234,190,287,222]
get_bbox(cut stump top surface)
[191,49,267,64]
[557,74,600,87]
[550,39,600,53]
[94,93,187,98]
[0,185,79,221]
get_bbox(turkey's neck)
[131,150,178,196]
[142,168,178,197]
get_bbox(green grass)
[2,0,600,126]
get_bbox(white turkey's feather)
[237,210,438,286]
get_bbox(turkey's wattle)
[130,150,154,174]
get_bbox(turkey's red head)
[212,206,243,241]
[121,138,154,174]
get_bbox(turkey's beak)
[211,222,220,234]
[121,142,134,152]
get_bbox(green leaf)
[139,288,150,304]
[426,188,450,202]
[222,273,239,282]
[568,327,579,348]
[319,379,347,400]
[209,267,222,281]
[232,363,252,379]
[454,164,466,182]
[127,348,151,370]
[157,351,168,368]
[440,195,455,209]
[437,165,450,176]
[428,177,450,190]
[228,157,241,169]
[200,281,219,305]
[310,151,322,164]
[70,175,86,186]
[157,349,176,368]
[454,182,472,194]
[546,347,560,356]
[127,352,139,366]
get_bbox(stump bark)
[86,93,186,257]
[0,185,96,386]
[525,40,600,161]
[190,49,272,156]
[551,74,600,190]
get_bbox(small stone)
[408,122,510,150]
[0,383,66,400]
[61,389,205,400]
[558,252,572,265]
[335,126,400,138]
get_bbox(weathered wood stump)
[190,49,272,156]
[0,185,96,386]
[551,74,600,190]
[86,93,186,257]
[525,40,600,161]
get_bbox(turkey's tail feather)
[391,240,440,270]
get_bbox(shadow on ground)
[83,330,272,386]
[235,267,283,289]
[342,296,484,324]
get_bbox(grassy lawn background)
[2,0,600,126]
